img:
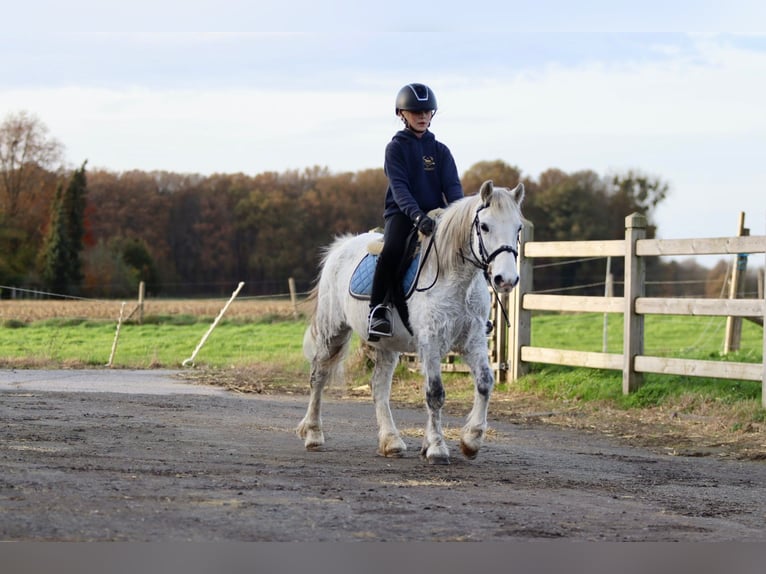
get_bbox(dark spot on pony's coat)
[426,376,445,410]
[477,366,493,397]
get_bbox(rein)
[412,229,439,294]
[413,203,519,326]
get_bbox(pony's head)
[474,179,525,292]
[436,179,525,292]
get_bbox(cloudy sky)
[2,1,765,244]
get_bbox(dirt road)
[1,369,765,541]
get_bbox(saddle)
[349,250,421,301]
[350,209,443,324]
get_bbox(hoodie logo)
[423,156,436,171]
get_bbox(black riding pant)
[370,212,416,309]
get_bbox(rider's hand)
[417,215,435,236]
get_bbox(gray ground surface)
[1,369,765,542]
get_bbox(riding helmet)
[395,83,438,114]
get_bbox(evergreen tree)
[40,183,71,293]
[40,162,88,295]
[62,161,88,286]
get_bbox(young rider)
[367,83,464,340]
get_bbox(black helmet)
[395,83,437,114]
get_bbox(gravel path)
[2,369,765,541]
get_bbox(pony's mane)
[433,187,522,273]
[432,195,478,273]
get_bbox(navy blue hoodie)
[383,129,463,222]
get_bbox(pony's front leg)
[460,347,495,459]
[419,351,450,465]
[371,349,407,457]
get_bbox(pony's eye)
[480,223,490,233]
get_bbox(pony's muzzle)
[492,272,519,292]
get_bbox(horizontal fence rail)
[507,213,766,407]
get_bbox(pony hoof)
[460,427,484,459]
[460,440,479,460]
[380,435,407,458]
[427,454,450,465]
[298,425,325,450]
[380,448,405,458]
[303,435,325,450]
[422,444,450,465]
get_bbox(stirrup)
[368,304,393,339]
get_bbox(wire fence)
[3,254,762,362]
[0,284,310,303]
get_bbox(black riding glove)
[416,214,435,236]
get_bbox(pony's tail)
[302,318,347,388]
[302,285,319,361]
[301,283,349,388]
[302,322,318,362]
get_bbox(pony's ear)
[512,182,525,206]
[479,180,494,206]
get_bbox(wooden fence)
[498,213,766,407]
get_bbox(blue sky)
[2,1,765,245]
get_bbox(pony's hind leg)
[371,349,407,457]
[297,363,330,450]
[297,326,351,450]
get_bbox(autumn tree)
[85,169,174,285]
[0,111,63,218]
[461,160,522,196]
[0,112,64,288]
[606,170,669,239]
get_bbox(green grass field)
[0,311,762,413]
[0,316,309,370]
[532,312,763,360]
[524,312,763,410]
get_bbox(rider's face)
[400,109,434,134]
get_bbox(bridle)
[414,202,521,323]
[462,203,519,282]
[458,203,520,326]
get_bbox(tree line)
[0,110,741,299]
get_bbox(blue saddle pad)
[349,253,420,300]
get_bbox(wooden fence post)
[623,213,646,394]
[510,218,534,383]
[602,256,613,353]
[724,212,748,353]
[182,282,245,367]
[106,302,127,368]
[762,284,766,409]
[137,281,145,325]
[288,277,298,318]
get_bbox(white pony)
[297,180,525,464]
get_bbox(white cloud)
[1,34,764,241]
[443,37,766,139]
